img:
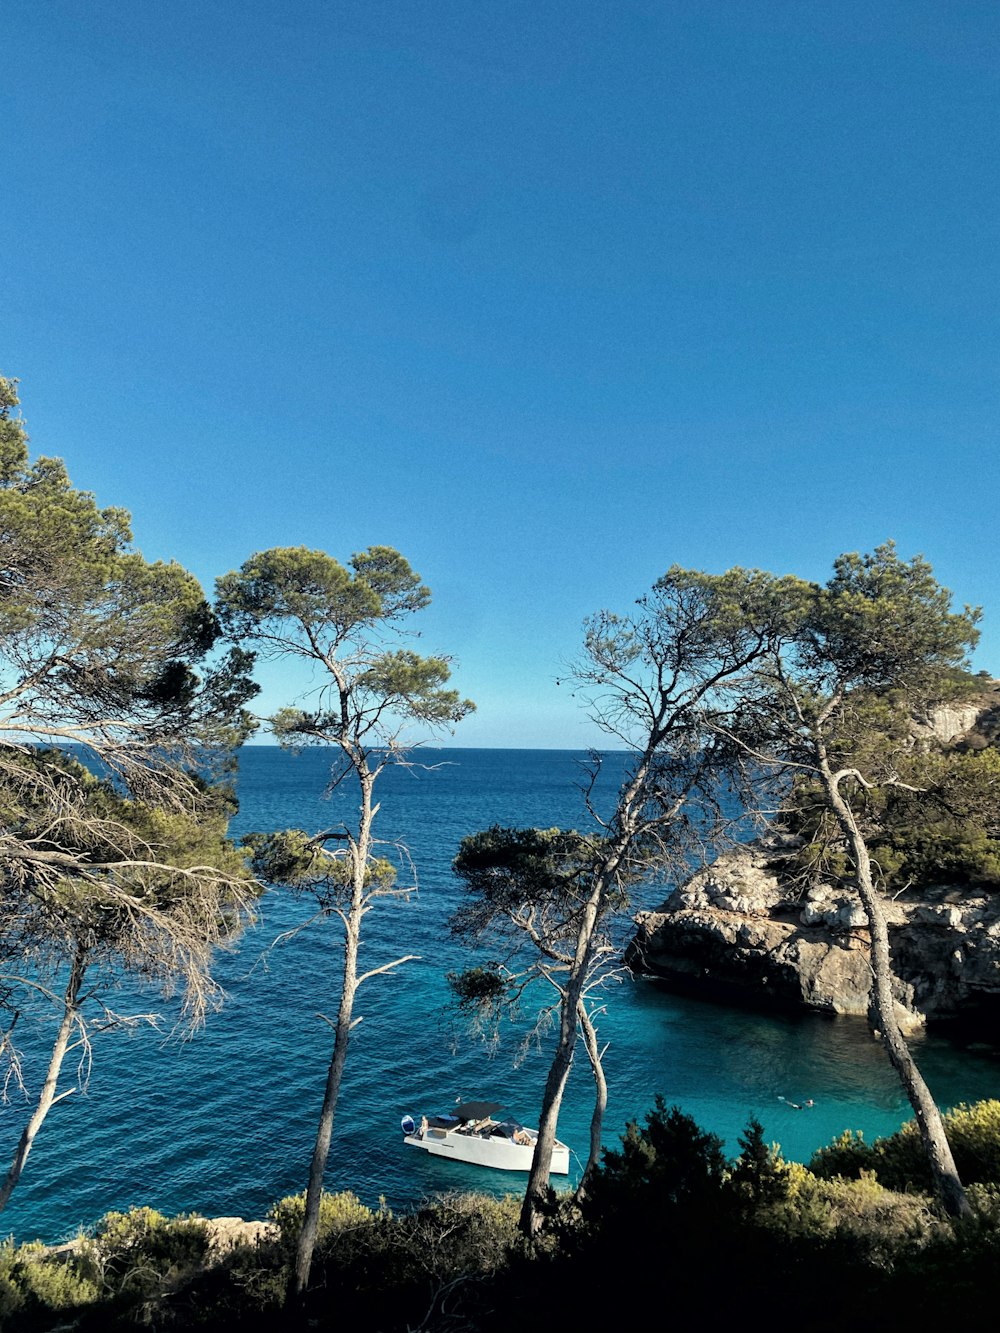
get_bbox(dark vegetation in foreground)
[4,1098,1000,1332]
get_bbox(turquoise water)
[3,747,999,1242]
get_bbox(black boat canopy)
[453,1100,503,1122]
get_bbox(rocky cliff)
[626,840,1000,1032]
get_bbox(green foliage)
[729,543,981,782]
[449,825,617,1058]
[267,1190,376,1259]
[584,565,809,679]
[0,376,260,1215]
[216,545,431,641]
[0,375,259,763]
[0,375,29,485]
[152,1191,523,1329]
[243,829,396,898]
[3,1139,1000,1329]
[380,1191,521,1279]
[447,964,509,1015]
[216,545,473,741]
[871,748,1000,888]
[785,745,1000,892]
[810,1099,1000,1193]
[358,649,470,723]
[809,541,980,692]
[727,1115,792,1211]
[451,825,604,942]
[216,545,388,632]
[297,1191,522,1330]
[0,1238,99,1325]
[1,747,256,1012]
[0,379,257,751]
[84,1207,211,1298]
[584,1095,727,1219]
[776,1168,940,1265]
[242,828,323,885]
[0,1209,212,1329]
[454,825,596,888]
[809,1127,877,1179]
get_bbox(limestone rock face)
[626,843,1000,1032]
[909,680,1000,749]
[911,701,988,746]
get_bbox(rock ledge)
[626,842,1000,1032]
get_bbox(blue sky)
[4,1,998,747]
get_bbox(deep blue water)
[3,747,999,1242]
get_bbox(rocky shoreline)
[626,840,1000,1034]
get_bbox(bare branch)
[356,954,421,986]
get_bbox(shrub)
[726,1116,792,1212]
[0,1238,99,1326]
[810,1099,1000,1193]
[0,1212,215,1330]
[267,1189,376,1261]
[84,1206,211,1297]
[782,746,1000,893]
[296,1191,522,1331]
[946,1099,1000,1183]
[800,1172,936,1256]
[585,1094,727,1220]
[393,1191,521,1276]
[810,1128,880,1179]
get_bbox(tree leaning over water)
[454,568,796,1237]
[450,825,623,1196]
[215,545,474,1301]
[714,543,979,1219]
[0,375,260,1214]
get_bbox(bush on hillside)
[267,1188,377,1261]
[0,1238,98,1328]
[810,1099,1000,1193]
[783,748,1000,894]
[582,1095,728,1223]
[726,1115,792,1212]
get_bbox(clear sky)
[4,1,998,747]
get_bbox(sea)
[3,747,999,1243]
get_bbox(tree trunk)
[520,761,647,1237]
[574,1001,607,1200]
[0,947,86,1214]
[823,769,972,1220]
[519,865,622,1234]
[288,927,359,1300]
[289,769,373,1301]
[519,973,579,1236]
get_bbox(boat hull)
[404,1126,570,1174]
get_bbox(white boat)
[401,1099,570,1174]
